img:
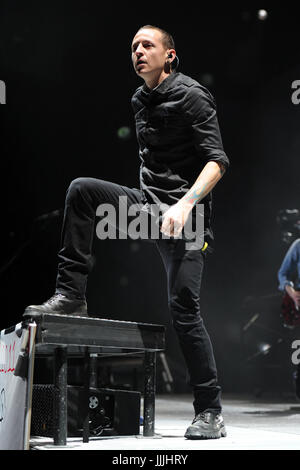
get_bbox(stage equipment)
[276,208,300,245]
[31,385,141,437]
[241,292,296,396]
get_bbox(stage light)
[258,342,271,354]
[257,9,268,21]
[117,126,131,140]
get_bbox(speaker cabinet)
[31,385,141,437]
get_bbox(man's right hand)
[285,285,300,309]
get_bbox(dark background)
[0,3,299,395]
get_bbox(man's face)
[131,28,170,78]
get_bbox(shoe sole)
[23,309,88,319]
[184,428,227,440]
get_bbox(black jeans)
[55,177,222,414]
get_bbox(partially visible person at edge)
[278,238,300,399]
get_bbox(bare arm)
[179,161,226,208]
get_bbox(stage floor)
[30,393,300,450]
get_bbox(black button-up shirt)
[131,71,229,243]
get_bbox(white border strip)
[23,322,37,450]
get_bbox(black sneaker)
[184,411,227,440]
[23,293,88,319]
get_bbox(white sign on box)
[0,322,36,450]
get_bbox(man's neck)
[144,70,173,90]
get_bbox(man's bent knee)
[171,307,203,335]
[67,177,93,195]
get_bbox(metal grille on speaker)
[31,385,58,436]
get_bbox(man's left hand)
[160,201,193,238]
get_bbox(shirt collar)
[142,72,180,95]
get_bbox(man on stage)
[24,25,229,439]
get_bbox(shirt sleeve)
[182,85,230,169]
[278,239,300,291]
